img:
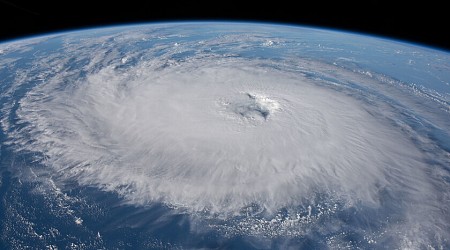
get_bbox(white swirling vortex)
[12,56,432,216]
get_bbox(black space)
[0,0,448,51]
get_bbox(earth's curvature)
[0,22,449,249]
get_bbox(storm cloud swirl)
[1,23,449,248]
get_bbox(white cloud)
[12,56,433,218]
[2,24,448,243]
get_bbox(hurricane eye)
[226,92,281,121]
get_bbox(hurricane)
[0,22,449,249]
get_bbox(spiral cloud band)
[1,23,449,248]
[13,57,431,213]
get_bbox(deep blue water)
[0,22,449,249]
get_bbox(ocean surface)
[0,22,449,249]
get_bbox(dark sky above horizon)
[0,0,448,51]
